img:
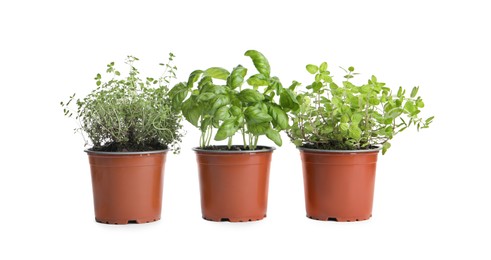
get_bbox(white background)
[1,0,490,259]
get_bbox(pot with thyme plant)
[61,54,183,224]
[169,50,289,222]
[288,62,433,221]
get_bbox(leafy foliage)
[288,62,433,154]
[169,50,290,150]
[61,54,184,153]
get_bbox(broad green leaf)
[266,128,282,146]
[410,86,419,98]
[245,106,273,124]
[349,124,362,139]
[312,82,323,92]
[215,120,236,141]
[247,122,270,135]
[246,74,269,87]
[214,106,231,120]
[382,142,391,155]
[238,89,264,103]
[230,106,242,116]
[340,123,349,132]
[204,67,230,80]
[268,104,289,130]
[320,72,332,83]
[279,89,299,111]
[197,92,216,101]
[211,95,230,112]
[348,66,354,72]
[244,50,270,77]
[351,113,363,124]
[227,65,247,89]
[319,62,328,72]
[341,115,349,123]
[187,70,203,88]
[416,99,425,108]
[181,97,201,127]
[168,82,189,109]
[369,97,380,105]
[306,64,318,74]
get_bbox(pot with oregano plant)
[61,54,183,224]
[288,62,433,222]
[169,50,290,222]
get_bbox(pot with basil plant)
[61,54,183,224]
[169,50,289,222]
[288,62,433,221]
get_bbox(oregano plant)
[169,50,291,150]
[61,53,184,153]
[288,62,433,154]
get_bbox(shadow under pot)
[298,147,381,222]
[193,146,274,222]
[86,150,168,224]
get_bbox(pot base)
[95,217,160,225]
[203,214,266,222]
[307,214,371,222]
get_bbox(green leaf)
[266,128,282,146]
[351,113,363,124]
[230,106,242,116]
[215,120,236,141]
[244,50,270,78]
[404,101,416,114]
[288,81,301,91]
[280,89,299,111]
[340,123,349,132]
[187,70,203,88]
[349,124,362,139]
[416,99,425,108]
[268,104,289,130]
[197,92,216,101]
[169,82,189,109]
[410,86,419,98]
[211,95,230,112]
[306,64,318,74]
[382,142,391,155]
[348,66,354,72]
[204,67,230,80]
[312,82,323,92]
[425,116,434,124]
[245,106,273,124]
[226,65,247,89]
[181,97,201,127]
[238,89,265,103]
[115,71,121,76]
[246,74,269,87]
[96,81,101,86]
[214,106,231,120]
[247,122,270,135]
[319,62,328,72]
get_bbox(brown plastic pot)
[86,150,167,224]
[299,147,381,222]
[194,146,274,222]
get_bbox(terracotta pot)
[194,146,274,222]
[299,147,381,222]
[86,150,167,224]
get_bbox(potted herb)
[288,62,433,221]
[61,54,183,224]
[169,50,289,222]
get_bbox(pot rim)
[297,146,381,153]
[84,149,169,155]
[192,145,275,154]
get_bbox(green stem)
[228,137,232,149]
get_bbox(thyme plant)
[61,54,184,152]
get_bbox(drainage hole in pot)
[127,220,138,224]
[220,218,230,222]
[327,217,338,222]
